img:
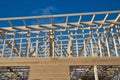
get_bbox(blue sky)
[0,0,119,57]
[0,0,120,18]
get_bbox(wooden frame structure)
[0,10,120,80]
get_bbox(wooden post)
[60,30,62,57]
[98,39,102,57]
[11,31,16,58]
[113,35,118,57]
[36,33,39,58]
[27,30,31,57]
[94,65,99,80]
[19,31,23,57]
[75,32,78,57]
[106,38,111,57]
[2,38,6,58]
[90,39,94,56]
[11,37,14,58]
[67,33,73,57]
[49,30,54,57]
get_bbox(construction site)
[0,10,120,80]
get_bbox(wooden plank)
[0,57,119,65]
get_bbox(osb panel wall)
[30,65,69,80]
[0,57,120,80]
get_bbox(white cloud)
[32,6,56,15]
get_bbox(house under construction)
[0,10,120,80]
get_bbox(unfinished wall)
[0,57,119,80]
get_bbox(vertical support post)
[104,28,110,57]
[106,38,111,57]
[94,65,99,80]
[76,40,78,57]
[2,37,6,58]
[11,31,15,58]
[84,40,86,57]
[118,36,120,46]
[60,40,62,57]
[27,30,31,57]
[89,25,95,56]
[36,32,39,58]
[2,40,6,58]
[91,14,97,56]
[49,30,54,57]
[67,33,73,57]
[60,31,62,57]
[96,25,100,57]
[11,37,14,58]
[44,40,47,57]
[90,39,94,56]
[19,31,23,57]
[70,33,73,57]
[75,32,78,57]
[113,35,118,57]
[82,25,86,57]
[98,39,102,57]
[117,25,120,46]
[90,26,94,56]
